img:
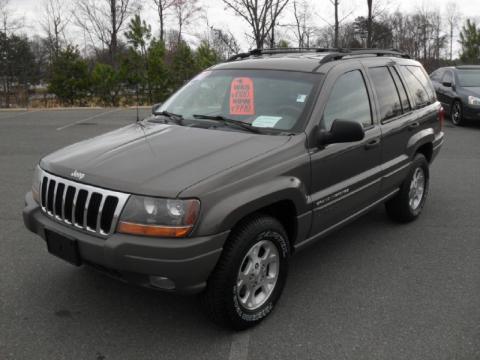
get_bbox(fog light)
[149,276,175,290]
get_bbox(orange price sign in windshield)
[229,77,255,116]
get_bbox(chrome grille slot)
[54,183,65,218]
[64,186,75,223]
[46,180,56,214]
[87,193,102,231]
[41,177,48,208]
[74,190,88,226]
[39,169,130,238]
[101,196,119,234]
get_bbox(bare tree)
[445,1,461,61]
[152,0,175,43]
[330,0,339,48]
[172,0,200,45]
[0,0,22,35]
[292,0,315,48]
[74,0,138,64]
[41,0,70,58]
[367,0,373,47]
[222,0,290,49]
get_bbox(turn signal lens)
[117,222,193,238]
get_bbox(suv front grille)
[39,170,130,237]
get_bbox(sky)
[8,0,480,54]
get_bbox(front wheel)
[451,100,464,126]
[385,154,429,223]
[202,215,290,330]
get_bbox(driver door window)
[322,70,372,130]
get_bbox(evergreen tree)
[169,40,196,90]
[195,41,219,71]
[48,46,90,105]
[459,19,480,64]
[91,63,122,106]
[147,40,170,102]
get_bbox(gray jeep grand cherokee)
[23,48,444,330]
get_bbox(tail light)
[438,106,445,130]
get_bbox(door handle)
[408,122,420,131]
[364,138,380,150]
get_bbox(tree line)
[1,0,479,108]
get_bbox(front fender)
[194,176,309,237]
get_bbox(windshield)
[158,69,322,132]
[457,69,480,87]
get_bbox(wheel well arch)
[416,142,433,163]
[230,199,298,252]
[451,97,463,111]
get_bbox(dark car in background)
[430,65,480,126]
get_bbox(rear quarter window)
[399,65,436,108]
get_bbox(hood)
[463,87,480,97]
[41,123,290,197]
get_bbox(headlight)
[468,96,480,105]
[117,196,200,238]
[32,165,42,203]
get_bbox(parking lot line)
[56,108,123,131]
[228,332,250,360]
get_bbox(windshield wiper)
[192,114,261,134]
[149,110,184,125]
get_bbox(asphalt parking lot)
[0,108,479,360]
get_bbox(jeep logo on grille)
[70,170,85,180]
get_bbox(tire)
[202,215,290,330]
[385,154,429,223]
[451,100,464,126]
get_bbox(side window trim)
[389,66,412,115]
[393,65,415,110]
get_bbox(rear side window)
[400,65,435,108]
[368,67,403,122]
[322,70,372,130]
[390,67,411,112]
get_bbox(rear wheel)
[202,215,290,330]
[451,100,464,126]
[385,154,429,223]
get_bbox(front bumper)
[463,104,480,121]
[23,192,228,294]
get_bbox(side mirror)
[442,81,452,88]
[152,103,163,115]
[317,119,365,146]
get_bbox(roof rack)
[226,47,410,63]
[226,47,348,62]
[319,49,410,64]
